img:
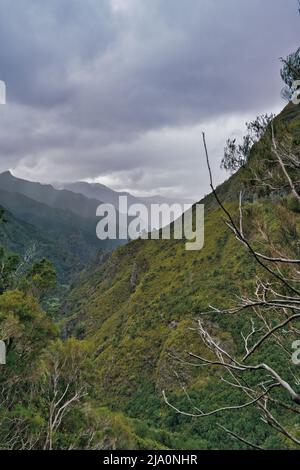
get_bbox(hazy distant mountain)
[0,172,126,281]
[0,171,102,219]
[0,187,123,281]
[0,202,96,282]
[56,181,194,211]
[0,172,193,268]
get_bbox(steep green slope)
[63,204,254,416]
[63,103,300,449]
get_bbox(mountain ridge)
[0,170,103,219]
[56,180,194,210]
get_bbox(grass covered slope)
[63,103,300,449]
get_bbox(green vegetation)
[221,113,274,173]
[61,103,300,449]
[1,96,300,450]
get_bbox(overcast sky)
[0,0,299,200]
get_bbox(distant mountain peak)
[0,170,13,177]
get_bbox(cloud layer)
[0,0,299,199]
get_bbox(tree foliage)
[221,114,274,173]
[169,130,300,449]
[22,258,57,300]
[280,48,300,101]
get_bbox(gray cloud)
[0,0,299,199]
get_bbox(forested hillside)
[61,103,300,449]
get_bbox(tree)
[21,258,57,300]
[280,48,300,102]
[39,339,91,450]
[165,128,300,449]
[0,212,93,449]
[280,2,300,101]
[0,248,20,294]
[0,287,95,450]
[0,290,58,449]
[221,114,274,173]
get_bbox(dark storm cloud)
[0,0,114,107]
[0,0,299,199]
